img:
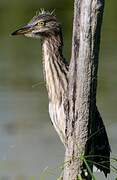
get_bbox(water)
[0,0,117,179]
[0,88,64,179]
[0,89,116,180]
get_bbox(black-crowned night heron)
[12,10,110,177]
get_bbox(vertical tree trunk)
[63,0,105,179]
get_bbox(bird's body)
[42,34,68,144]
[12,10,111,177]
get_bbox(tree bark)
[63,0,105,179]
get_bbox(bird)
[11,9,111,177]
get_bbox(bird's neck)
[42,33,68,103]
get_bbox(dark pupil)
[39,21,44,25]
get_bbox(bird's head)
[11,9,61,38]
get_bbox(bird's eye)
[37,21,45,26]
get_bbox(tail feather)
[92,106,111,177]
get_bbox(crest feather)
[39,9,55,15]
[38,9,55,15]
[28,9,56,24]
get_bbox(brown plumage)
[11,10,111,177]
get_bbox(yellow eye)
[37,21,45,26]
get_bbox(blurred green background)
[0,0,117,179]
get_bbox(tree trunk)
[63,0,105,179]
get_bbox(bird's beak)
[11,25,33,36]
